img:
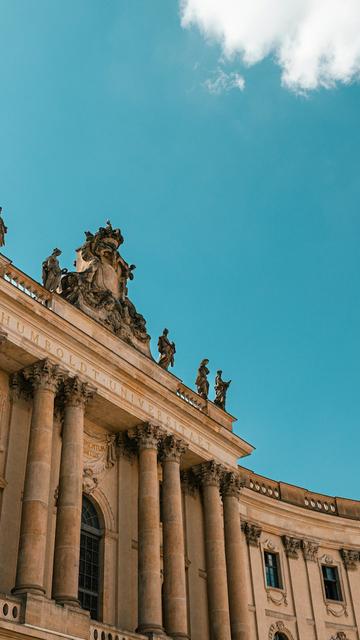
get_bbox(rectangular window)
[322,565,342,601]
[264,551,282,589]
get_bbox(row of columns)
[11,358,251,640]
[130,424,252,640]
[12,359,95,607]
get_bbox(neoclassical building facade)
[0,224,359,640]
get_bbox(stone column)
[14,359,63,595]
[221,473,251,640]
[198,461,231,640]
[52,377,95,606]
[130,423,164,637]
[160,435,189,640]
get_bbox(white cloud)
[180,0,360,92]
[204,68,245,94]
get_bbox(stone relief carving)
[326,602,348,618]
[330,633,348,640]
[282,535,301,559]
[267,589,288,606]
[195,359,210,399]
[242,521,262,547]
[0,206,8,247]
[214,370,231,411]
[340,548,359,571]
[157,328,176,370]
[268,621,294,640]
[60,221,151,356]
[301,539,319,562]
[83,426,117,493]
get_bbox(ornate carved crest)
[83,425,117,493]
[60,221,151,356]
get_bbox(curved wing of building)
[0,228,358,640]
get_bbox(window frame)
[260,541,286,596]
[320,561,344,604]
[78,495,104,622]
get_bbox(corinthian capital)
[341,548,359,571]
[242,521,262,547]
[23,359,64,393]
[301,539,319,562]
[282,535,301,559]
[63,376,96,407]
[221,471,244,499]
[128,422,164,450]
[160,434,188,462]
[195,460,225,488]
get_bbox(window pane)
[322,565,342,601]
[79,496,101,620]
[264,552,281,589]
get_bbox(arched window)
[274,634,288,640]
[78,496,102,620]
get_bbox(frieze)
[0,308,240,465]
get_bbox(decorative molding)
[63,376,96,407]
[242,521,262,547]
[340,549,359,571]
[194,460,226,488]
[330,633,348,640]
[282,535,301,559]
[128,422,165,450]
[180,469,199,496]
[302,539,319,562]
[321,554,334,565]
[221,471,244,499]
[23,358,64,393]
[267,589,288,606]
[326,603,348,618]
[159,434,188,463]
[268,621,295,640]
[83,426,117,492]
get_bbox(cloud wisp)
[180,0,360,93]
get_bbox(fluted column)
[160,435,189,640]
[221,473,251,640]
[130,423,164,636]
[52,377,95,605]
[14,359,63,595]
[198,461,231,640]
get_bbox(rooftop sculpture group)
[38,219,231,409]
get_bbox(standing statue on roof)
[196,358,210,399]
[0,207,8,247]
[42,248,66,292]
[158,328,176,370]
[214,370,231,411]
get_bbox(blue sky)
[1,1,359,498]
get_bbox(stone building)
[0,222,359,640]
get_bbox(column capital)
[10,371,32,401]
[242,521,262,547]
[340,548,360,571]
[301,539,319,562]
[195,460,226,487]
[160,434,188,462]
[23,359,64,393]
[63,376,96,407]
[282,535,301,559]
[128,422,165,450]
[221,471,244,499]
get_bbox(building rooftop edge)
[238,464,360,520]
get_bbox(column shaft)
[14,360,61,595]
[134,424,164,636]
[161,436,188,639]
[52,377,95,606]
[222,473,251,640]
[200,462,231,640]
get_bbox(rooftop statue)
[0,207,8,247]
[158,328,176,370]
[195,358,209,399]
[214,370,231,411]
[42,248,66,293]
[60,220,151,356]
